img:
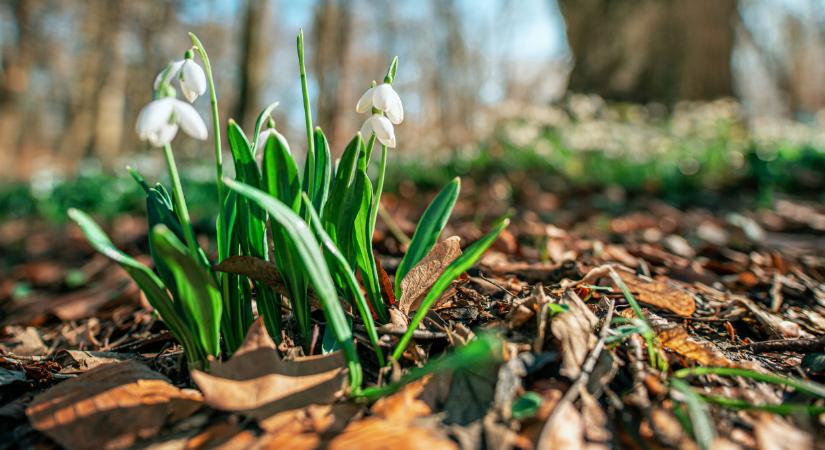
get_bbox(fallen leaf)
[329,377,457,450]
[616,269,696,317]
[54,349,140,374]
[754,413,813,450]
[399,236,462,315]
[537,390,586,450]
[657,326,735,368]
[552,290,597,379]
[26,361,202,450]
[376,256,397,306]
[191,318,347,424]
[0,326,47,356]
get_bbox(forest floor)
[1,183,824,450]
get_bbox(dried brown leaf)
[329,377,456,450]
[617,270,696,317]
[191,319,347,424]
[657,326,735,367]
[212,256,284,294]
[399,236,462,315]
[26,361,202,450]
[552,290,598,379]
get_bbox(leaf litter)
[2,191,825,448]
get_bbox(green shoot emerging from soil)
[68,30,508,392]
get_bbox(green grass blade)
[674,367,825,398]
[394,177,460,298]
[224,178,362,390]
[357,333,502,400]
[392,216,509,361]
[307,127,332,213]
[302,193,384,366]
[700,394,825,415]
[671,379,717,450]
[150,225,223,359]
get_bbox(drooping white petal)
[371,115,396,148]
[373,83,404,124]
[172,100,208,140]
[148,123,179,147]
[355,86,375,113]
[136,98,175,141]
[153,60,184,91]
[179,59,207,102]
[360,116,375,139]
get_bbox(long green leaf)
[394,177,460,297]
[392,216,509,361]
[150,225,223,359]
[302,193,384,366]
[67,209,202,364]
[224,178,361,390]
[674,367,825,398]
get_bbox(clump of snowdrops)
[69,31,509,392]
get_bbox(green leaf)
[671,379,716,450]
[302,193,384,366]
[394,178,460,298]
[150,225,223,359]
[227,120,261,187]
[392,216,509,361]
[674,366,825,398]
[511,392,543,420]
[261,132,301,210]
[323,133,362,238]
[224,178,362,390]
[261,131,308,341]
[67,208,201,364]
[305,127,332,213]
[357,333,503,400]
[251,101,281,156]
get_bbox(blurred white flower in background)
[136,97,207,147]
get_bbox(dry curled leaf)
[552,290,598,379]
[657,326,735,368]
[26,360,202,450]
[329,376,456,450]
[617,270,696,317]
[191,319,347,425]
[399,236,462,315]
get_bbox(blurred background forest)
[2,0,825,219]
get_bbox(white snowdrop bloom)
[136,97,208,147]
[356,83,403,124]
[153,58,207,103]
[360,114,396,148]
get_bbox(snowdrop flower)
[356,83,403,124]
[153,52,207,103]
[360,114,396,148]
[136,97,208,147]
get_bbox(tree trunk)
[560,0,737,104]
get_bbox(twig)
[731,335,825,354]
[538,299,615,446]
[377,204,411,245]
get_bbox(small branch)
[731,335,825,354]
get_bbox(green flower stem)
[674,366,825,398]
[369,145,388,238]
[297,30,315,163]
[189,33,225,257]
[162,144,199,256]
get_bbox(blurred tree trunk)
[560,0,736,104]
[0,0,35,179]
[236,0,270,128]
[312,0,353,150]
[433,0,474,149]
